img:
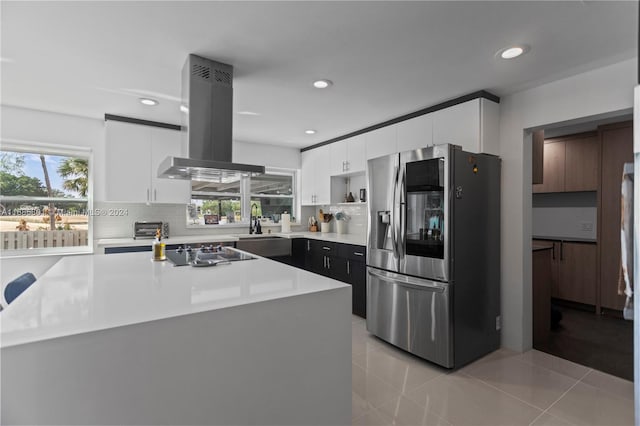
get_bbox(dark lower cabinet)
[345,258,366,318]
[300,239,367,318]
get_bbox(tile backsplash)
[93,202,306,239]
[309,204,367,237]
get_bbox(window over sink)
[0,142,93,255]
[188,168,296,226]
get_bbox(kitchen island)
[1,251,352,425]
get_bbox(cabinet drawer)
[337,243,366,261]
[308,239,337,254]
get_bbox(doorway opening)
[530,114,634,381]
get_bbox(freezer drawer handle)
[367,269,446,293]
[353,252,364,256]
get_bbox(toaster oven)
[134,221,169,239]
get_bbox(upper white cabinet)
[366,124,398,160]
[301,145,330,205]
[329,134,366,175]
[397,113,433,152]
[432,98,499,155]
[105,121,190,204]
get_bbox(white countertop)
[0,251,349,348]
[96,231,366,248]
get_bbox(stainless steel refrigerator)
[366,144,501,368]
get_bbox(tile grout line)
[458,371,548,414]
[516,350,592,382]
[352,348,447,400]
[531,368,593,426]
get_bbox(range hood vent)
[158,54,265,182]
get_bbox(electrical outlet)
[580,221,594,232]
[496,315,501,331]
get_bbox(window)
[0,142,92,255]
[188,168,296,226]
[249,171,294,222]
[189,178,242,225]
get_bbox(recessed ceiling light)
[313,79,332,89]
[305,129,316,135]
[140,98,159,106]
[498,45,529,59]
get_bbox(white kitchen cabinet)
[149,127,191,204]
[301,145,330,205]
[105,120,189,203]
[329,134,366,175]
[432,98,499,155]
[366,124,398,160]
[397,113,433,152]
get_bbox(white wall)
[498,58,635,351]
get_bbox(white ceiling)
[1,1,636,149]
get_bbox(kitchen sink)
[236,235,291,258]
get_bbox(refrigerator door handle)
[391,165,400,259]
[398,166,407,259]
[367,268,446,293]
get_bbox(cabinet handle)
[307,240,311,251]
[354,252,364,256]
[347,260,350,275]
[346,161,350,171]
[322,246,331,251]
[327,257,331,269]
[552,243,555,260]
[560,241,564,261]
[323,256,327,268]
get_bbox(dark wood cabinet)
[557,242,597,306]
[565,134,599,191]
[599,121,633,311]
[532,132,598,193]
[532,246,552,346]
[533,239,597,307]
[534,240,561,298]
[532,130,545,185]
[533,140,565,193]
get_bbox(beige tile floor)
[351,316,634,426]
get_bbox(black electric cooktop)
[166,246,256,267]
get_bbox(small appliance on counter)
[134,221,169,239]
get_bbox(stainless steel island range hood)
[158,54,265,182]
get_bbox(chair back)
[4,272,37,304]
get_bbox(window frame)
[187,167,298,228]
[0,140,94,257]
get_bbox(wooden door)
[565,133,599,191]
[558,242,597,305]
[599,122,633,310]
[533,141,565,193]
